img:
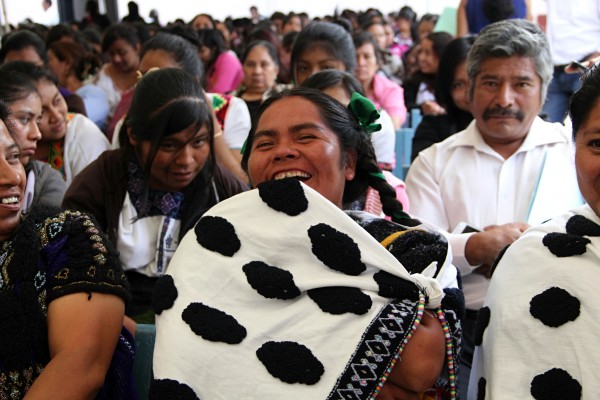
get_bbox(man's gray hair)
[467,19,552,104]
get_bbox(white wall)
[2,0,548,27]
[2,0,460,27]
[115,0,458,24]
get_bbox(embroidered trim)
[326,293,424,400]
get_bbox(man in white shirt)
[405,19,583,398]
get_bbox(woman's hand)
[421,101,446,116]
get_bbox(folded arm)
[24,292,125,400]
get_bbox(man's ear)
[344,149,358,181]
[127,127,137,146]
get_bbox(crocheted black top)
[0,207,130,399]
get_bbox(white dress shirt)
[406,117,582,309]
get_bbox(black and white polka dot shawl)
[471,204,600,399]
[151,179,455,399]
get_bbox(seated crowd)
[0,0,598,398]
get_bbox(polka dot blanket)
[470,204,600,399]
[151,178,456,399]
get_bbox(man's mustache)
[483,107,525,121]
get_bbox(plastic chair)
[392,108,421,179]
[133,324,156,400]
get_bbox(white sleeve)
[223,96,251,149]
[371,110,395,165]
[65,114,110,187]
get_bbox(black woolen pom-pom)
[257,178,309,216]
[307,287,372,315]
[386,230,447,276]
[243,261,301,300]
[529,287,580,328]
[308,223,366,276]
[373,270,419,301]
[152,274,178,315]
[566,214,600,237]
[542,232,590,257]
[474,306,490,346]
[256,341,324,385]
[149,379,199,400]
[195,216,241,257]
[441,287,466,320]
[530,368,582,400]
[182,302,247,344]
[477,377,486,400]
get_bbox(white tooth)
[274,171,311,180]
[1,197,17,204]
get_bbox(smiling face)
[247,96,356,208]
[471,56,542,158]
[243,45,279,94]
[0,119,26,241]
[35,79,68,143]
[294,45,346,85]
[107,38,140,73]
[7,92,43,165]
[575,98,600,217]
[130,124,211,192]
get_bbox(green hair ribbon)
[347,92,382,135]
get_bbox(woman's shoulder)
[31,208,130,303]
[213,162,249,198]
[66,114,110,145]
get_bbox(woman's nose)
[272,142,299,161]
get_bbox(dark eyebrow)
[7,143,19,152]
[254,123,324,141]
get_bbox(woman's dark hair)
[569,63,600,140]
[0,62,39,105]
[102,23,141,52]
[424,31,454,60]
[46,23,77,47]
[245,26,281,52]
[49,41,102,82]
[0,60,59,86]
[301,69,365,98]
[483,0,515,22]
[139,33,204,82]
[197,28,227,70]
[190,13,215,28]
[352,30,382,64]
[281,30,298,52]
[435,35,476,116]
[290,21,356,84]
[398,6,417,23]
[0,30,47,64]
[282,13,302,29]
[242,40,280,66]
[123,68,215,200]
[241,87,418,226]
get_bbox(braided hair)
[241,87,420,226]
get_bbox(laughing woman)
[151,88,463,399]
[0,101,132,399]
[62,68,247,322]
